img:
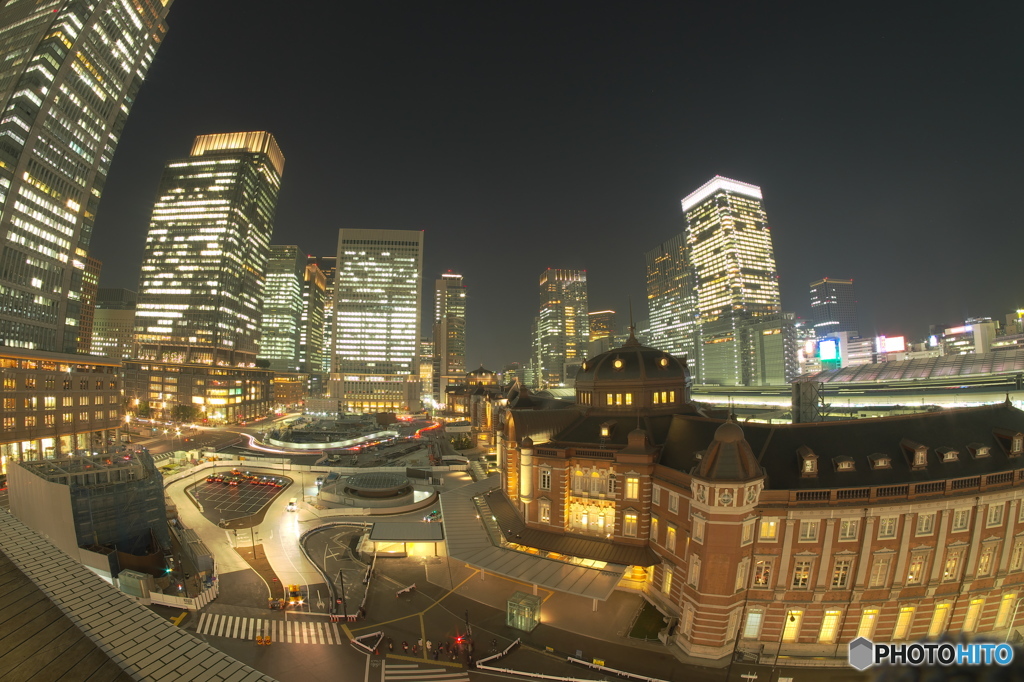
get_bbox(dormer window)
[938,447,959,463]
[901,439,928,470]
[613,357,624,370]
[659,357,670,368]
[968,443,990,459]
[798,445,818,477]
[599,421,615,438]
[1014,434,1024,456]
[869,454,891,470]
[834,456,855,472]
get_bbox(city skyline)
[87,2,1024,371]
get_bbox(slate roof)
[0,549,133,682]
[485,490,661,567]
[659,403,1024,490]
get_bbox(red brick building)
[497,334,1024,662]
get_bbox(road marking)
[170,611,187,626]
[195,614,346,644]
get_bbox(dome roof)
[695,421,762,481]
[468,365,495,377]
[714,421,745,443]
[574,337,689,384]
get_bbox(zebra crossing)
[383,663,469,682]
[195,613,345,644]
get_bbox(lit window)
[928,604,950,637]
[662,564,673,595]
[666,524,677,552]
[792,559,811,589]
[943,551,962,581]
[963,599,984,633]
[857,610,879,639]
[906,554,926,585]
[996,593,1016,628]
[819,610,842,644]
[624,513,638,537]
[759,519,778,541]
[832,559,853,589]
[977,546,995,577]
[893,607,915,640]
[752,559,772,587]
[625,477,639,500]
[743,610,764,639]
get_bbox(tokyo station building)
[496,334,1024,662]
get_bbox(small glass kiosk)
[506,591,541,632]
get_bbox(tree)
[171,404,198,422]
[136,401,151,418]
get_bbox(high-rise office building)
[432,272,466,405]
[682,176,781,385]
[0,0,173,352]
[536,269,589,388]
[329,229,423,413]
[90,288,136,359]
[259,245,305,371]
[299,260,326,378]
[134,132,284,367]
[307,255,336,374]
[76,256,101,354]
[588,310,616,341]
[809,277,858,336]
[645,233,700,379]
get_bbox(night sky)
[92,1,1024,371]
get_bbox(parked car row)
[204,471,286,487]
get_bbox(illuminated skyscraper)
[307,255,336,373]
[330,229,423,413]
[258,245,305,371]
[588,310,616,341]
[809,277,858,336]
[536,269,589,388]
[134,132,285,367]
[432,272,466,405]
[645,233,699,379]
[299,260,326,377]
[0,0,173,352]
[682,176,781,385]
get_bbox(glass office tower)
[0,0,173,352]
[134,132,285,367]
[432,272,466,405]
[330,229,423,413]
[682,176,781,385]
[646,233,699,379]
[259,245,305,371]
[536,269,589,388]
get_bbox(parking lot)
[189,472,292,526]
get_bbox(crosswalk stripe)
[195,613,348,644]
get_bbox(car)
[206,475,217,483]
[286,584,303,607]
[424,510,442,522]
[228,477,239,486]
